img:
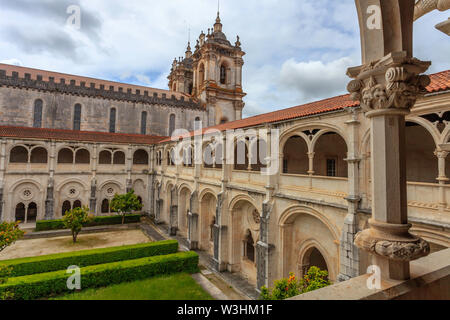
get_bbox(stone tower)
[168,12,246,126]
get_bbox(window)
[141,111,147,135]
[33,99,43,128]
[244,230,255,263]
[75,149,90,164]
[326,158,337,177]
[62,201,71,216]
[169,114,176,136]
[133,149,149,165]
[113,151,126,165]
[220,65,227,84]
[10,146,28,163]
[99,150,112,164]
[101,199,110,213]
[109,108,117,133]
[73,104,82,131]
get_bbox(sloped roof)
[0,126,167,145]
[159,69,449,143]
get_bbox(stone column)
[44,141,56,220]
[338,108,362,282]
[188,191,199,249]
[435,150,449,210]
[213,192,228,272]
[349,0,432,281]
[0,139,6,221]
[169,186,178,236]
[89,179,97,215]
[256,202,275,291]
[348,55,431,280]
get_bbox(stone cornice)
[0,70,202,111]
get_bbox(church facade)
[0,13,449,292]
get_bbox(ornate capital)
[347,53,431,113]
[354,219,430,262]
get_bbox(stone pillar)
[256,202,275,291]
[44,179,54,220]
[0,187,4,222]
[338,108,362,282]
[89,179,97,215]
[126,179,133,193]
[188,191,199,249]
[169,186,178,236]
[435,150,449,210]
[213,192,227,272]
[349,0,432,281]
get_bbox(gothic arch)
[310,128,349,154]
[296,238,333,279]
[10,179,44,194]
[56,178,89,193]
[199,188,219,202]
[98,180,124,192]
[406,116,441,147]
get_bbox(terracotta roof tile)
[159,69,450,143]
[0,126,167,145]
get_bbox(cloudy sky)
[0,0,448,117]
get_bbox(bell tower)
[191,12,246,126]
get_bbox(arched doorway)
[230,197,260,285]
[200,192,217,255]
[27,203,37,222]
[300,247,329,278]
[15,203,26,222]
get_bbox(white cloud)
[0,58,23,66]
[0,0,447,118]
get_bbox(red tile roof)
[160,69,450,143]
[0,126,167,145]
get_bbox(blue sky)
[0,0,448,118]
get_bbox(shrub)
[0,222,25,253]
[62,206,93,243]
[0,240,178,277]
[35,214,142,232]
[260,267,331,300]
[0,251,199,300]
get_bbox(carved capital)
[347,54,431,114]
[354,219,430,262]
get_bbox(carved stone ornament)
[347,53,431,113]
[354,219,430,262]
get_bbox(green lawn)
[52,273,213,300]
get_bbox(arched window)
[62,201,71,216]
[27,202,37,222]
[75,149,90,164]
[220,65,227,84]
[10,146,29,163]
[73,200,82,209]
[30,147,48,164]
[33,99,43,128]
[133,149,149,165]
[244,230,255,262]
[250,139,267,171]
[101,199,110,214]
[234,140,248,171]
[99,150,112,165]
[58,148,74,164]
[169,114,176,136]
[109,108,117,133]
[283,136,308,174]
[198,64,205,86]
[314,132,348,178]
[141,111,147,135]
[73,104,82,131]
[113,151,126,165]
[15,203,26,222]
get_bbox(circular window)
[69,189,76,195]
[107,188,115,196]
[23,190,32,198]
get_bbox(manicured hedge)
[35,214,142,232]
[0,251,199,300]
[0,240,178,277]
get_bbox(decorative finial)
[235,35,241,47]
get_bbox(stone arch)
[282,135,310,175]
[9,145,29,163]
[278,205,339,282]
[406,116,441,147]
[10,179,44,222]
[57,148,74,164]
[311,129,348,178]
[178,185,193,236]
[30,146,48,164]
[229,195,260,285]
[99,150,112,164]
[133,149,149,165]
[75,148,90,164]
[199,190,218,254]
[133,179,146,212]
[113,150,126,165]
[56,179,89,218]
[297,239,332,279]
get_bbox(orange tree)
[110,190,143,224]
[62,206,93,243]
[0,221,25,253]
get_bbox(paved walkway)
[142,217,259,300]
